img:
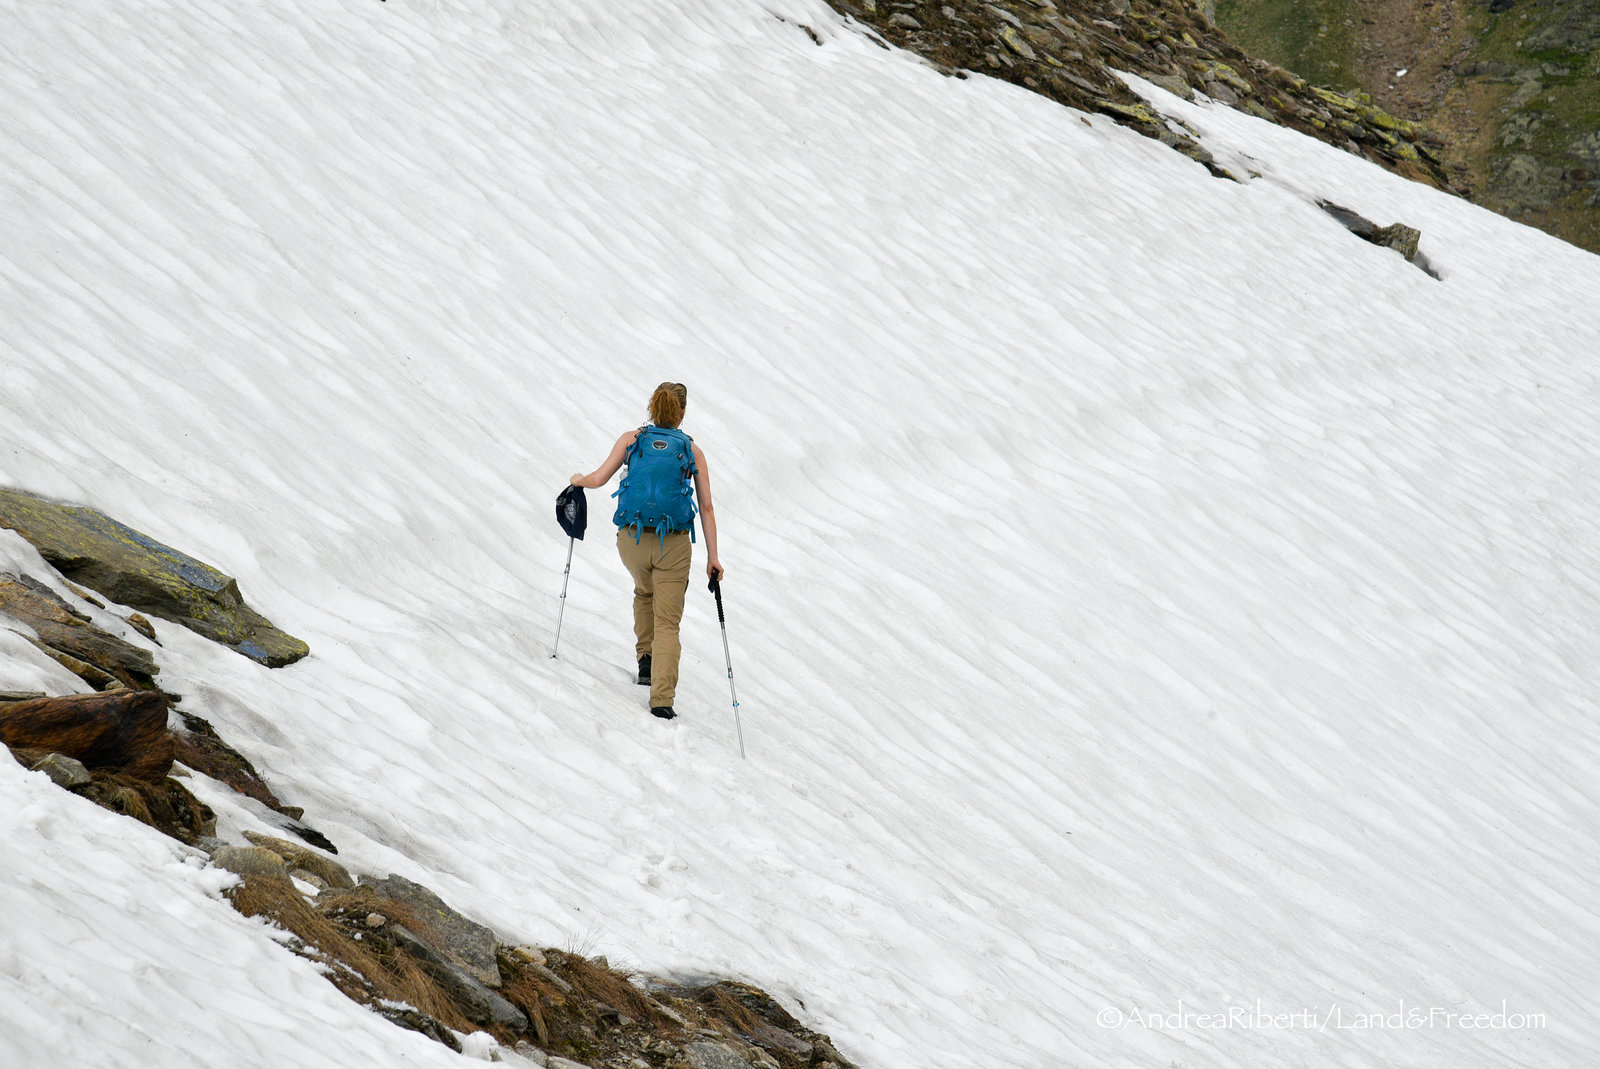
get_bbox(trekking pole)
[708,574,746,759]
[552,485,587,659]
[551,537,575,658]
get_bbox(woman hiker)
[570,382,723,720]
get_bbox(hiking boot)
[636,655,651,685]
[650,706,676,720]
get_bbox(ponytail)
[648,382,688,428]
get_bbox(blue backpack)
[612,425,698,541]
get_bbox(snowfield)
[3,0,1599,1067]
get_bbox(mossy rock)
[998,26,1038,60]
[0,490,308,667]
[1355,103,1419,137]
[1203,61,1253,94]
[1311,86,1359,112]
[1097,100,1163,125]
[1388,140,1422,162]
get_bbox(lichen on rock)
[0,489,308,667]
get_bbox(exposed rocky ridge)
[0,571,160,690]
[3,529,859,1068]
[0,489,310,667]
[819,0,1453,186]
[1216,0,1600,251]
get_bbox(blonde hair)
[648,382,688,428]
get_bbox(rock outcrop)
[0,690,174,782]
[30,751,94,789]
[1317,199,1438,274]
[3,693,216,846]
[0,571,159,689]
[0,489,308,667]
[364,873,505,987]
[822,0,1452,186]
[222,863,863,1067]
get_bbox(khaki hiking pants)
[616,527,691,707]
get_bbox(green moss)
[1355,103,1418,137]
[1466,2,1600,181]
[0,489,309,667]
[1213,0,1359,92]
[1202,61,1252,93]
[1311,86,1358,111]
[1098,101,1163,125]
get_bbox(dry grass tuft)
[90,772,213,843]
[497,963,558,1046]
[227,875,475,1034]
[6,745,51,769]
[551,950,670,1026]
[693,981,807,1037]
[491,948,687,1062]
[101,783,154,825]
[317,885,432,936]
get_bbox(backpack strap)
[668,428,698,541]
[625,426,647,462]
[611,427,647,542]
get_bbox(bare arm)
[692,443,722,580]
[571,430,639,488]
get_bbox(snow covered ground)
[3,0,1599,1066]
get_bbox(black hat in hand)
[556,485,588,540]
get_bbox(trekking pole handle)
[708,574,726,624]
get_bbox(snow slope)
[3,0,1599,1066]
